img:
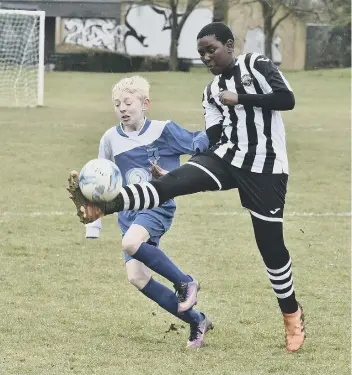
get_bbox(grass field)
[0,68,350,375]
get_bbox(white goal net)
[0,9,45,107]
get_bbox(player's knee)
[126,268,150,289]
[121,236,143,255]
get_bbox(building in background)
[54,1,307,70]
[0,0,333,70]
[57,4,213,62]
[227,1,306,70]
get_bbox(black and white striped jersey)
[202,52,293,174]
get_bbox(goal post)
[0,9,45,107]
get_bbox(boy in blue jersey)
[85,76,213,348]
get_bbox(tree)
[259,1,291,59]
[248,0,319,59]
[320,0,351,26]
[215,0,319,59]
[135,0,203,71]
[168,0,203,70]
[213,0,229,22]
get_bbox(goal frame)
[0,9,45,106]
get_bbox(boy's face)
[113,91,149,126]
[197,35,234,75]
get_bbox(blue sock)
[141,278,203,325]
[132,242,192,285]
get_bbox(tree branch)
[272,10,291,32]
[271,3,281,18]
[241,0,258,4]
[176,0,202,38]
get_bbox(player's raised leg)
[76,157,223,222]
[98,155,225,217]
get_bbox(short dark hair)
[197,22,234,44]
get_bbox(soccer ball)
[79,159,123,202]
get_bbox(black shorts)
[188,150,288,222]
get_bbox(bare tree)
[213,0,229,22]
[133,0,202,70]
[250,1,319,59]
[213,0,319,59]
[168,0,203,70]
[129,0,323,69]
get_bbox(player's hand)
[80,204,104,223]
[150,161,168,179]
[218,90,238,106]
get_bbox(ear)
[225,39,234,53]
[143,98,150,111]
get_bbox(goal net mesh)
[0,11,43,107]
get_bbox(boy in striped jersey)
[71,23,305,352]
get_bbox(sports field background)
[0,68,350,375]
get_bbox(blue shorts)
[119,207,174,262]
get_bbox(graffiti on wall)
[62,12,282,63]
[62,5,213,59]
[62,18,127,52]
[242,27,282,65]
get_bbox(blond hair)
[112,75,150,101]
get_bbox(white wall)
[61,5,213,59]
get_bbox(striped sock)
[266,258,298,314]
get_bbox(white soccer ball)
[79,159,123,202]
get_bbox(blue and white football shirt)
[86,118,208,237]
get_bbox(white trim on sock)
[141,183,150,209]
[120,188,130,211]
[267,258,292,274]
[145,182,160,207]
[129,185,141,210]
[275,286,295,299]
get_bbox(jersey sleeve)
[164,121,209,155]
[98,133,113,161]
[192,131,209,153]
[202,83,223,147]
[251,54,293,94]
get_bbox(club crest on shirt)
[126,168,151,184]
[241,74,253,87]
[147,147,160,162]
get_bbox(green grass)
[0,69,350,375]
